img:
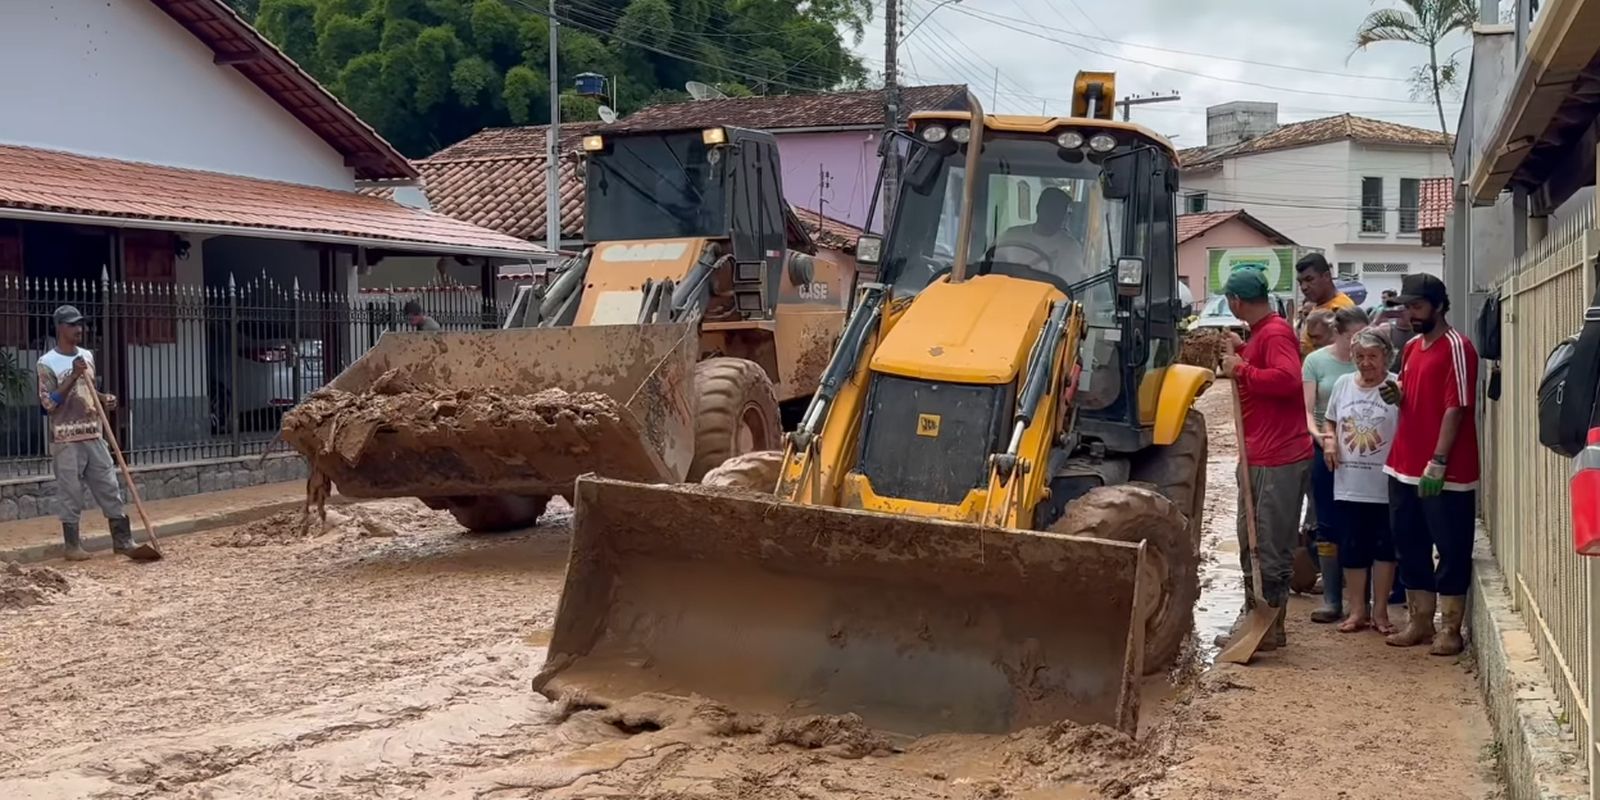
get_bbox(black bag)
[1476,292,1503,360]
[1538,275,1600,457]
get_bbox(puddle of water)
[1193,455,1244,665]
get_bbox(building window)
[1360,177,1384,233]
[1362,262,1408,275]
[1399,178,1420,233]
[1185,191,1208,214]
[1336,261,1356,278]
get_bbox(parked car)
[1188,292,1296,337]
[209,337,325,433]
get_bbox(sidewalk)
[0,481,319,564]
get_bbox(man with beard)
[1379,273,1479,656]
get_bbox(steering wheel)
[980,242,1076,295]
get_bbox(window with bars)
[1360,177,1384,233]
[1362,262,1408,274]
[1185,191,1208,214]
[1399,178,1420,233]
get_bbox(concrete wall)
[774,130,883,232]
[0,453,307,522]
[1177,217,1284,303]
[0,0,354,190]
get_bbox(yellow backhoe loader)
[534,75,1214,737]
[282,125,855,531]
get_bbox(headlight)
[920,124,948,143]
[581,135,605,152]
[950,125,971,144]
[702,127,727,145]
[1056,131,1085,149]
[1116,257,1145,287]
[1088,133,1117,153]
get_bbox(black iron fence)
[0,274,507,480]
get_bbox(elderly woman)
[1321,328,1401,634]
[1300,306,1369,622]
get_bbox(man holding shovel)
[1219,268,1316,651]
[36,305,143,561]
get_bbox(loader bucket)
[283,324,698,504]
[535,476,1149,737]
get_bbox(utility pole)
[992,68,1000,108]
[1116,92,1181,122]
[546,0,561,258]
[882,0,901,227]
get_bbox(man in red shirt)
[1220,268,1316,650]
[1380,273,1478,657]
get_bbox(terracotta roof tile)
[1418,176,1453,246]
[0,145,541,257]
[791,208,864,252]
[604,85,966,134]
[1180,114,1452,169]
[1176,209,1295,245]
[430,125,601,161]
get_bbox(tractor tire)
[434,495,551,533]
[687,357,781,482]
[1051,484,1197,675]
[1130,409,1209,556]
[701,450,784,493]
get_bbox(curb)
[1,496,352,565]
[1469,527,1590,800]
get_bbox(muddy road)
[0,381,1501,799]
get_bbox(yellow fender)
[1152,364,1215,446]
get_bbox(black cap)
[1387,273,1448,308]
[52,305,84,326]
[402,300,423,315]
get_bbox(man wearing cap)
[1294,253,1355,356]
[36,306,136,561]
[1219,267,1316,650]
[1379,273,1479,656]
[403,300,441,331]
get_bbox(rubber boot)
[109,516,135,554]
[1430,595,1467,656]
[1310,541,1342,623]
[61,521,91,562]
[1385,590,1437,647]
[1256,602,1288,651]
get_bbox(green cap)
[1223,266,1270,301]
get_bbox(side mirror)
[1115,256,1145,298]
[855,235,884,267]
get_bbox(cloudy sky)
[849,0,1502,143]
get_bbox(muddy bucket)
[282,325,698,523]
[535,476,1149,736]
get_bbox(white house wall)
[0,0,354,190]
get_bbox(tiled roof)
[606,85,967,133]
[1180,114,1453,170]
[791,208,864,252]
[1418,176,1454,246]
[429,125,600,161]
[418,155,584,241]
[147,0,414,181]
[1176,210,1294,245]
[0,145,542,258]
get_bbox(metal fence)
[1484,203,1600,789]
[0,273,506,479]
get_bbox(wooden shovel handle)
[1230,380,1266,606]
[90,390,158,548]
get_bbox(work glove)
[1379,379,1402,406]
[1419,459,1447,498]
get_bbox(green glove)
[1419,459,1446,498]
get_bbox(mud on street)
[0,382,1502,799]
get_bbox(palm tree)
[1351,0,1478,133]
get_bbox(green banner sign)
[1207,247,1305,294]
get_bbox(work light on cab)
[920,123,949,143]
[581,135,605,152]
[1057,130,1085,149]
[701,127,727,145]
[1089,133,1117,153]
[950,125,972,144]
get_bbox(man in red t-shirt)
[1219,268,1315,650]
[1380,273,1478,657]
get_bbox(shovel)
[90,389,162,562]
[1217,380,1274,664]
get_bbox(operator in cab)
[993,187,1087,281]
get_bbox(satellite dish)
[598,105,618,123]
[685,81,728,101]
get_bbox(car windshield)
[881,136,1124,324]
[1201,296,1230,317]
[584,132,726,241]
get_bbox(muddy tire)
[1130,409,1208,555]
[434,495,551,533]
[687,358,781,482]
[701,450,785,492]
[1051,484,1197,675]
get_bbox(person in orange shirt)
[1295,253,1355,356]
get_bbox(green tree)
[1350,0,1476,133]
[253,0,868,157]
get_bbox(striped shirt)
[1383,328,1480,489]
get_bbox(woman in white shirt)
[1320,329,1402,634]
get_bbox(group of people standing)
[1218,254,1479,657]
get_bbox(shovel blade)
[121,543,163,562]
[1216,604,1276,664]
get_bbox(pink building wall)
[774,131,884,232]
[1178,217,1286,303]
